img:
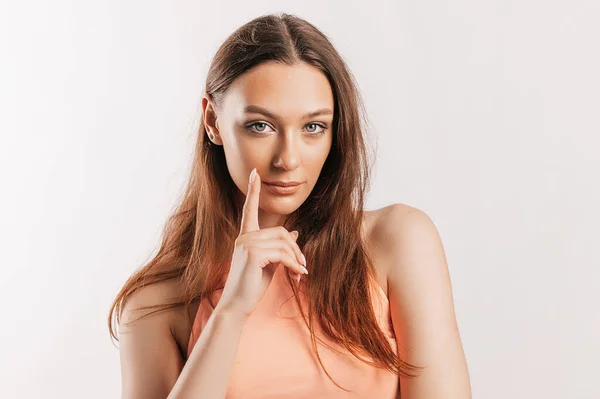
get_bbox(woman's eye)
[248,122,268,133]
[247,122,272,133]
[305,123,327,135]
[245,122,328,135]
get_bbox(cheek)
[222,127,264,161]
[236,139,272,167]
[221,133,272,188]
[313,135,333,163]
[304,140,332,176]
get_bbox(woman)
[109,13,471,399]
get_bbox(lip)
[263,181,303,195]
[263,180,303,187]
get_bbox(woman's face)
[202,61,334,228]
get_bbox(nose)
[272,129,301,171]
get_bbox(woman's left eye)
[304,123,327,135]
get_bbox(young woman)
[109,13,471,399]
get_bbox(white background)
[1,1,599,398]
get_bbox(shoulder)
[367,208,471,395]
[118,278,200,396]
[362,203,440,291]
[120,278,184,324]
[366,202,436,243]
[119,277,197,356]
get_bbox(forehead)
[223,61,334,117]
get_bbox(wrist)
[213,304,251,324]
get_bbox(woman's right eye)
[246,122,273,134]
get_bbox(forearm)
[167,308,248,399]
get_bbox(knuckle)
[288,248,297,260]
[282,239,293,253]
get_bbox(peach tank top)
[186,265,399,398]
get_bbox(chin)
[260,196,302,215]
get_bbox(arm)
[379,204,472,398]
[167,308,247,399]
[118,280,248,399]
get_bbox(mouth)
[262,182,303,195]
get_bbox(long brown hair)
[108,12,422,391]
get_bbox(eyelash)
[245,121,328,136]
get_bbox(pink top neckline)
[187,266,399,398]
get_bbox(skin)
[367,205,472,398]
[118,61,472,398]
[203,60,334,229]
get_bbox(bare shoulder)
[362,203,433,294]
[118,277,199,398]
[120,277,187,328]
[120,277,199,354]
[367,204,472,396]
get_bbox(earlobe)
[205,128,224,146]
[207,130,224,146]
[212,120,224,145]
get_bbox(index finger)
[240,167,261,234]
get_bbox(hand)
[215,168,308,319]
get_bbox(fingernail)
[301,253,307,266]
[301,265,308,274]
[292,230,299,240]
[295,273,301,283]
[249,168,257,183]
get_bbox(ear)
[201,95,224,146]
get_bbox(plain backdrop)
[1,0,599,398]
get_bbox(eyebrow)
[243,105,334,120]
